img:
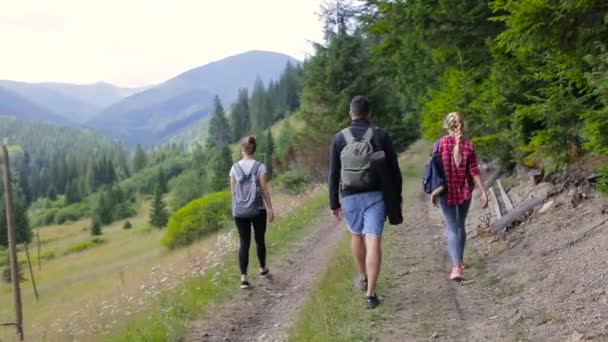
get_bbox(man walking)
[328,95,402,309]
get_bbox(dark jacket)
[328,119,403,223]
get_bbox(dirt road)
[378,191,512,341]
[184,216,345,342]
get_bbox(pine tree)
[47,185,57,201]
[208,145,233,191]
[0,180,32,247]
[157,167,168,194]
[250,77,267,132]
[149,186,169,228]
[64,180,81,204]
[282,61,302,113]
[230,88,251,142]
[90,220,102,236]
[206,96,231,148]
[95,189,112,225]
[263,131,275,179]
[277,119,296,159]
[132,144,148,173]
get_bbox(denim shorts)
[342,191,385,237]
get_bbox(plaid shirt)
[438,135,480,206]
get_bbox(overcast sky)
[0,0,325,87]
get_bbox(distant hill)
[0,86,69,124]
[0,80,143,123]
[87,50,298,147]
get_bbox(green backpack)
[340,127,375,190]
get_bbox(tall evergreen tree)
[64,180,81,204]
[206,96,231,148]
[230,88,252,142]
[157,167,168,194]
[281,61,302,113]
[263,131,275,179]
[47,184,57,201]
[95,189,112,225]
[208,145,233,191]
[132,144,148,173]
[90,220,102,236]
[250,77,267,132]
[0,180,32,247]
[277,119,296,159]
[149,186,169,228]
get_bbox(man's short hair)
[350,96,371,117]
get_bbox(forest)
[297,0,608,175]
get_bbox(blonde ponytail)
[444,112,464,167]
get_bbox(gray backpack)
[232,162,263,218]
[340,127,375,190]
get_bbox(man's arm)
[383,131,402,201]
[328,134,342,210]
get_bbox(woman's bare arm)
[259,174,274,222]
[230,176,236,196]
[473,175,489,209]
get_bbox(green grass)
[290,236,380,342]
[289,140,430,342]
[64,237,106,255]
[108,191,327,342]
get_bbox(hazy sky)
[0,0,325,87]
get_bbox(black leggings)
[235,210,267,275]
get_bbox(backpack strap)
[361,127,374,143]
[432,139,440,155]
[233,163,247,179]
[341,127,374,144]
[250,161,261,179]
[341,128,355,144]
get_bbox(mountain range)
[0,80,143,123]
[0,50,298,147]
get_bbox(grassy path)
[290,140,516,341]
[109,187,329,341]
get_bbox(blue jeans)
[342,191,385,237]
[439,198,471,266]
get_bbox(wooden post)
[1,145,24,340]
[36,230,41,271]
[24,243,39,301]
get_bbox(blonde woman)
[432,112,488,281]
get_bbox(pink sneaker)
[450,266,464,281]
[459,261,465,269]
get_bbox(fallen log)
[488,187,502,220]
[491,191,549,234]
[496,179,514,212]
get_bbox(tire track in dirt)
[378,191,508,341]
[184,216,345,342]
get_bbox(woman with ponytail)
[432,112,488,281]
[230,136,275,289]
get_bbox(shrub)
[275,170,311,195]
[598,167,608,195]
[113,203,138,222]
[30,208,58,227]
[123,221,133,230]
[91,220,102,236]
[0,249,7,268]
[161,191,231,249]
[2,261,26,283]
[54,203,89,224]
[64,237,105,255]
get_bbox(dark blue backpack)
[422,141,446,195]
